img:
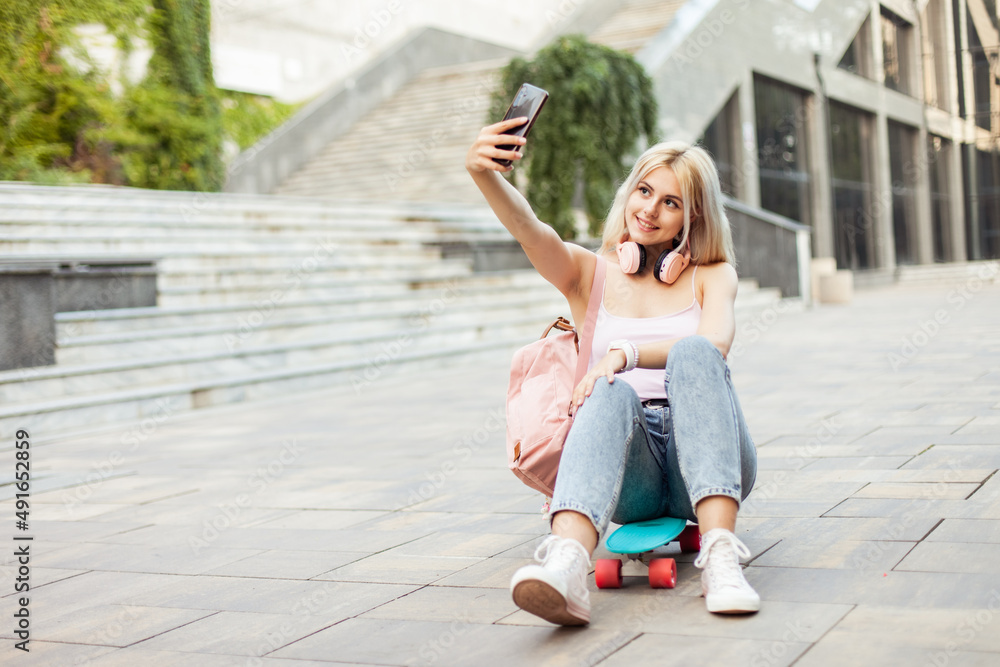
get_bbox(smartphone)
[493,83,549,167]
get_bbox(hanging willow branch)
[490,34,659,240]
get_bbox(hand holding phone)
[492,83,549,167]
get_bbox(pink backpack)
[505,258,607,496]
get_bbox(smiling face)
[623,166,688,255]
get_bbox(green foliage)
[123,0,224,191]
[221,91,302,151]
[490,35,659,239]
[0,0,227,191]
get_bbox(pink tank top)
[589,266,702,401]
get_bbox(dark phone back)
[494,83,549,167]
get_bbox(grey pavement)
[3,278,1000,666]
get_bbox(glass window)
[839,14,874,78]
[928,135,954,262]
[881,8,914,95]
[699,92,739,198]
[829,102,878,270]
[973,149,1000,259]
[888,121,919,265]
[754,75,812,226]
[967,14,994,132]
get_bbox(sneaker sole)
[705,595,760,614]
[511,579,590,626]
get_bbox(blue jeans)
[548,335,757,535]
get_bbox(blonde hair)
[599,141,735,266]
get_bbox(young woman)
[465,117,758,626]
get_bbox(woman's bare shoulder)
[695,262,739,300]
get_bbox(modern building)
[694,0,1000,274]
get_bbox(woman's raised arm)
[465,118,588,299]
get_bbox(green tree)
[0,0,225,191]
[491,34,659,239]
[121,0,224,191]
[0,1,145,184]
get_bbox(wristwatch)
[607,339,638,373]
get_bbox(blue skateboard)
[595,516,701,589]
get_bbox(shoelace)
[693,530,752,589]
[534,535,586,573]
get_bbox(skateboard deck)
[596,516,701,589]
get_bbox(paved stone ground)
[3,278,1000,666]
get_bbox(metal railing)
[725,196,811,301]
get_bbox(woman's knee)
[671,335,720,363]
[587,376,638,406]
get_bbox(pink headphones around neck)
[616,238,691,284]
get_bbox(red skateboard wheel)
[649,558,677,588]
[595,559,623,589]
[678,525,701,553]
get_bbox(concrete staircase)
[272,0,688,203]
[0,184,565,441]
[0,182,781,442]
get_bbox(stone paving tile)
[2,641,116,666]
[380,531,536,558]
[74,648,347,666]
[747,567,1000,608]
[503,594,851,641]
[430,557,532,589]
[894,541,1000,574]
[597,632,810,667]
[927,518,1000,543]
[794,631,1000,667]
[752,538,915,571]
[124,577,419,617]
[359,585,518,624]
[745,515,940,542]
[31,540,263,575]
[134,610,342,656]
[204,549,364,579]
[271,617,636,666]
[252,510,389,531]
[810,605,1000,653]
[201,527,433,553]
[314,552,483,585]
[853,481,980,499]
[32,604,215,647]
[800,455,914,470]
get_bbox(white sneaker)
[693,528,760,614]
[510,535,591,625]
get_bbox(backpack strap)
[573,256,607,384]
